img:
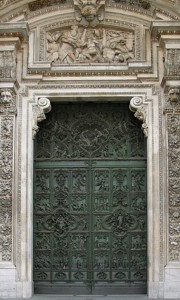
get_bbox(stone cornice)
[151,21,180,40]
[0,22,29,42]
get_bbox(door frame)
[18,87,164,298]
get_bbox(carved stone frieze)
[0,51,16,79]
[129,97,148,137]
[0,88,16,262]
[28,0,66,11]
[32,98,51,138]
[112,0,151,10]
[168,113,180,261]
[74,0,105,27]
[46,26,134,64]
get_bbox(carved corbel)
[129,97,148,137]
[32,97,51,139]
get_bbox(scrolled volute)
[32,97,51,139]
[129,97,148,137]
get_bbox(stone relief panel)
[46,25,134,64]
[166,90,180,261]
[165,49,180,77]
[0,51,16,79]
[0,88,16,262]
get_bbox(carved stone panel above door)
[46,26,134,64]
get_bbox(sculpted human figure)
[46,27,134,64]
[58,25,80,64]
[46,32,61,62]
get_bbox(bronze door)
[33,102,147,294]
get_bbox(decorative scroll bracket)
[32,97,51,139]
[129,97,148,137]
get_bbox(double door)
[33,102,147,294]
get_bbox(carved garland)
[129,97,148,137]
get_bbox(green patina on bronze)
[33,102,147,294]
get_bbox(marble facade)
[0,0,180,298]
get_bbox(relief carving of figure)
[74,0,105,27]
[46,27,135,64]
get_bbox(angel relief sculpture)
[74,0,105,27]
[46,26,135,64]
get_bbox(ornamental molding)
[151,21,180,40]
[129,97,148,137]
[0,0,179,26]
[32,97,51,139]
[0,22,29,42]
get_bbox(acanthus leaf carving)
[32,97,51,139]
[129,97,148,137]
[74,0,105,27]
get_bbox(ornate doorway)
[33,102,147,294]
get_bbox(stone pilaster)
[0,22,29,297]
[152,21,180,298]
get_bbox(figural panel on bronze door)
[33,102,147,294]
